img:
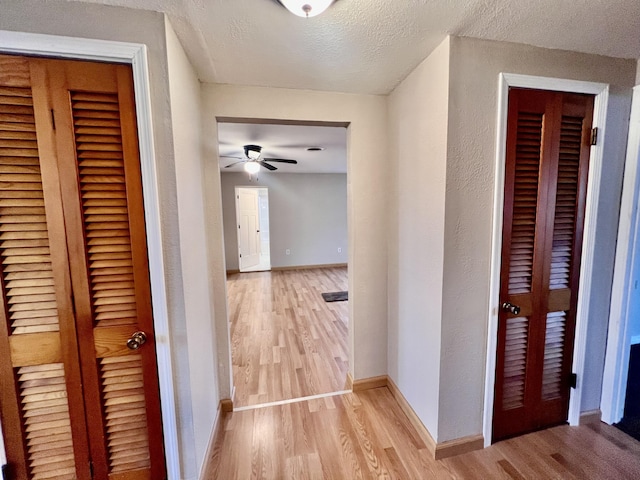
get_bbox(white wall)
[165,20,219,477]
[387,37,450,440]
[0,3,203,478]
[440,37,637,442]
[629,283,640,344]
[221,173,348,270]
[201,84,388,382]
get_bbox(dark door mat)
[322,291,348,302]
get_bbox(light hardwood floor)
[205,387,640,479]
[228,267,349,408]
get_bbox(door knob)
[501,302,521,315]
[127,331,147,350]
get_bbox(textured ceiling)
[68,0,640,94]
[217,122,347,173]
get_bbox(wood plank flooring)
[228,267,349,408]
[205,387,640,479]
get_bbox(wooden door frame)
[601,86,640,425]
[0,30,180,479]
[483,73,609,446]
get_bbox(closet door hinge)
[590,127,598,146]
[89,461,93,478]
[569,373,578,389]
[50,109,56,130]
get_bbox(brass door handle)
[127,331,147,350]
[501,302,521,315]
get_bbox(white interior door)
[237,188,261,271]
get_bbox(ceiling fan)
[221,144,298,172]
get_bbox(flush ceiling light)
[278,0,335,17]
[244,161,261,174]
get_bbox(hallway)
[205,387,640,479]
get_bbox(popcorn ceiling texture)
[68,0,640,95]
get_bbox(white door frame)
[0,30,180,478]
[601,86,640,425]
[483,73,610,447]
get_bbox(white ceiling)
[217,122,347,173]
[69,0,640,95]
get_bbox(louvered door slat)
[550,116,583,289]
[502,316,529,410]
[542,311,567,400]
[73,92,136,330]
[508,113,543,295]
[17,364,75,480]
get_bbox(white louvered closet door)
[493,88,594,441]
[0,55,165,480]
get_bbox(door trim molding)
[601,86,640,424]
[0,30,180,478]
[484,73,610,447]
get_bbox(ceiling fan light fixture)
[279,0,335,17]
[244,144,262,160]
[244,161,261,174]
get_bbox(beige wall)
[221,173,348,271]
[439,37,637,442]
[201,84,389,382]
[165,20,219,477]
[387,37,450,439]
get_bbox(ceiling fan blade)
[220,155,243,159]
[258,161,277,171]
[263,158,298,164]
[224,160,245,168]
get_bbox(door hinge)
[89,461,94,478]
[569,373,577,389]
[590,127,598,146]
[50,109,56,130]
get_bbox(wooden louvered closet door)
[0,55,165,480]
[493,88,594,441]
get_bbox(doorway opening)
[217,119,350,409]
[236,187,271,272]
